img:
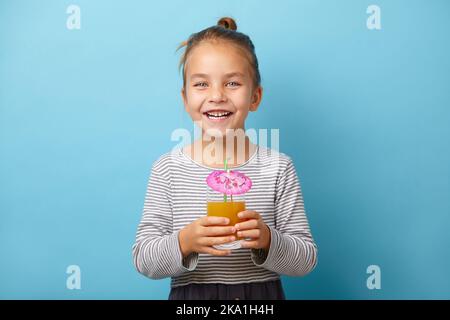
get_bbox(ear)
[181,87,188,111]
[249,86,263,112]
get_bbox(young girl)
[132,17,318,300]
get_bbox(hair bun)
[217,17,237,31]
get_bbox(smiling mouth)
[203,111,234,121]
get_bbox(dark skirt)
[168,279,285,300]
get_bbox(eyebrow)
[190,72,246,79]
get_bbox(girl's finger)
[237,229,260,239]
[239,240,260,249]
[201,247,231,256]
[237,210,259,220]
[201,216,230,226]
[203,225,236,236]
[199,235,236,246]
[235,219,259,231]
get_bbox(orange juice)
[207,201,245,239]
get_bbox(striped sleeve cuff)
[135,231,199,279]
[173,230,199,272]
[181,252,199,271]
[250,225,317,276]
[250,225,278,266]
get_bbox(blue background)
[1,0,449,299]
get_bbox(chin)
[204,126,246,139]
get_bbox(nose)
[209,84,226,103]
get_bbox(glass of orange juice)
[206,186,245,250]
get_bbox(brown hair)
[176,17,261,91]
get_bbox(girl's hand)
[178,216,237,257]
[235,210,271,250]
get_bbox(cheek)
[185,91,205,109]
[230,92,253,111]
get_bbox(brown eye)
[194,82,207,87]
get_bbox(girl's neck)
[183,134,257,169]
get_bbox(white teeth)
[206,111,232,118]
[208,111,230,117]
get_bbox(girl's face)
[181,41,262,137]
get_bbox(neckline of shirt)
[178,144,260,170]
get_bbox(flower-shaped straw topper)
[206,170,252,196]
[206,159,252,201]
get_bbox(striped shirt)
[132,145,318,288]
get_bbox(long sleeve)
[132,159,198,279]
[251,157,318,276]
